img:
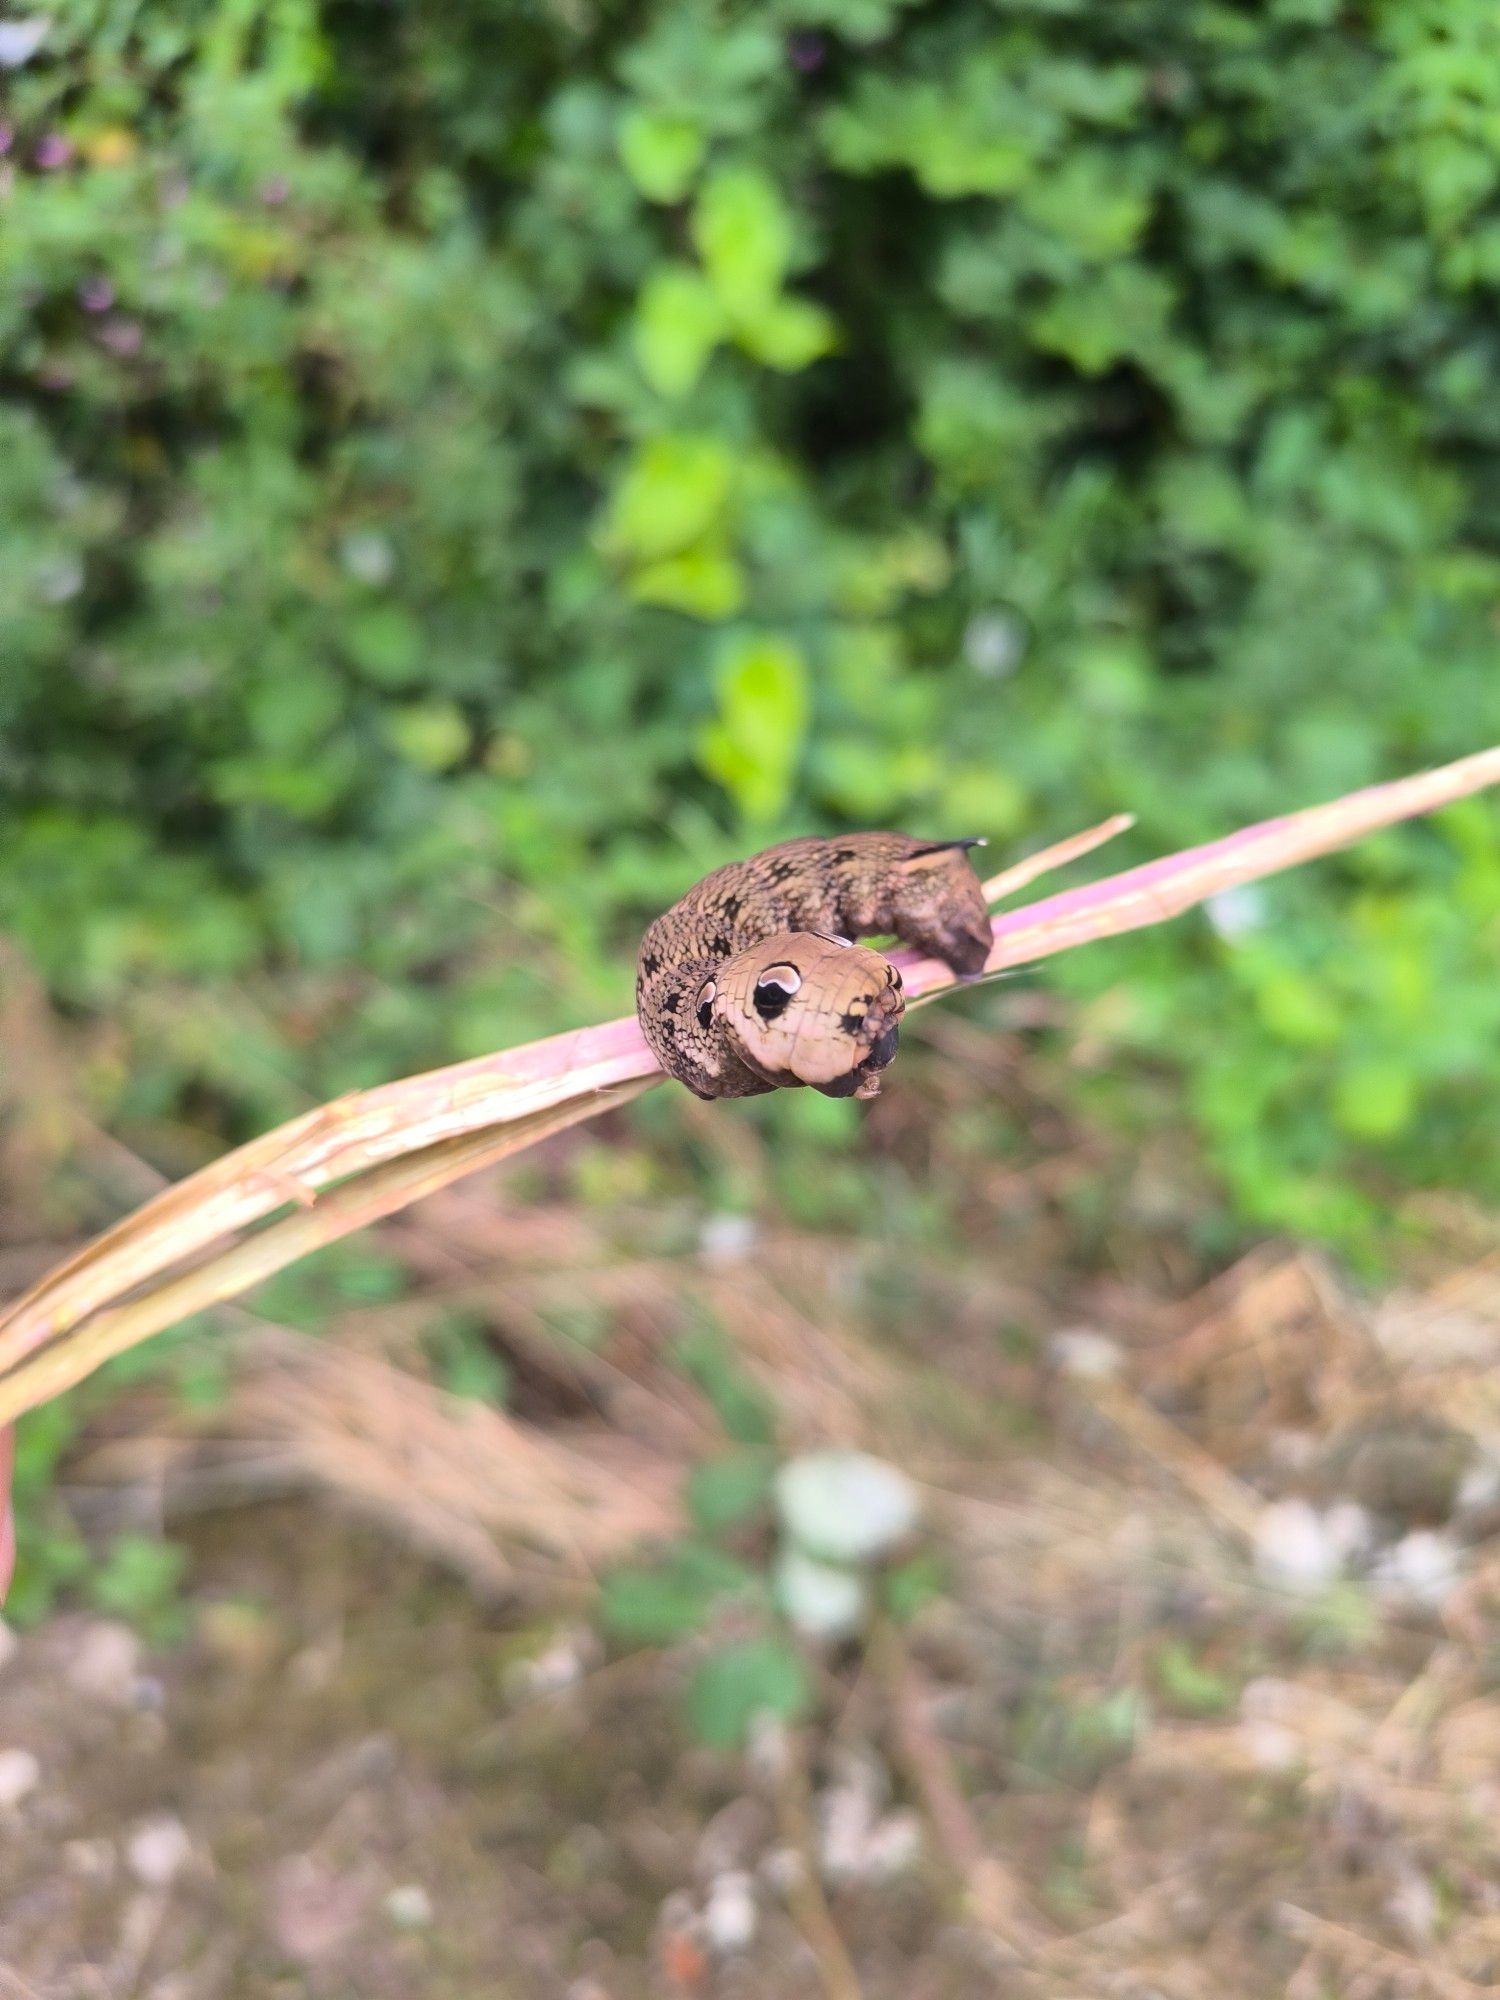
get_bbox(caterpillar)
[636,834,992,1100]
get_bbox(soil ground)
[6,1066,1500,1998]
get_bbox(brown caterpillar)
[636,834,992,1100]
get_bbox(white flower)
[963,610,1026,679]
[775,1548,868,1640]
[775,1451,919,1563]
[1372,1530,1461,1609]
[339,531,396,587]
[0,17,51,67]
[127,1815,192,1887]
[1205,884,1269,942]
[1049,1328,1123,1379]
[1253,1499,1345,1592]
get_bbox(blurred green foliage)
[3,0,1500,1251]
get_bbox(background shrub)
[4,0,1500,1256]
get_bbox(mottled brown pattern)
[636,833,992,1099]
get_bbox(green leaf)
[736,294,837,372]
[1029,264,1176,375]
[1252,966,1343,1048]
[343,604,424,688]
[386,701,470,770]
[687,1634,812,1749]
[1019,153,1152,260]
[433,1315,512,1404]
[602,434,735,561]
[1331,1058,1416,1141]
[631,541,745,619]
[883,1553,947,1622]
[675,1321,778,1446]
[246,666,344,753]
[698,633,810,823]
[601,1542,759,1645]
[694,166,792,319]
[1155,1641,1235,1716]
[90,1533,188,1640]
[687,1448,775,1535]
[633,264,728,397]
[619,108,705,203]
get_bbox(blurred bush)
[3,0,1500,1253]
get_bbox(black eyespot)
[696,978,716,1032]
[752,964,801,1022]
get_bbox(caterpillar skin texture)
[636,833,992,1101]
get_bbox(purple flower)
[78,275,115,313]
[97,316,143,357]
[0,124,14,157]
[34,131,72,169]
[259,175,290,207]
[788,32,825,72]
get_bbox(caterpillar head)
[705,930,905,1100]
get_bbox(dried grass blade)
[0,1079,652,1429]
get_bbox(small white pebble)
[65,1838,116,1881]
[862,1809,924,1880]
[1238,1679,1305,1772]
[703,1870,757,1955]
[699,1213,759,1265]
[127,1814,191,1887]
[816,1753,885,1885]
[1322,1500,1376,1566]
[383,1883,433,1929]
[655,1889,698,1939]
[695,1797,767,1879]
[1048,1329,1123,1380]
[759,1844,807,1894]
[1387,1866,1438,1947]
[1457,1455,1500,1516]
[745,1713,790,1784]
[1266,1429,1320,1474]
[1372,1529,1461,1609]
[67,1621,142,1706]
[1241,1719,1302,1772]
[1253,1499,1344,1592]
[0,1749,41,1808]
[510,1629,594,1699]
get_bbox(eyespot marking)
[752,963,802,1022]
